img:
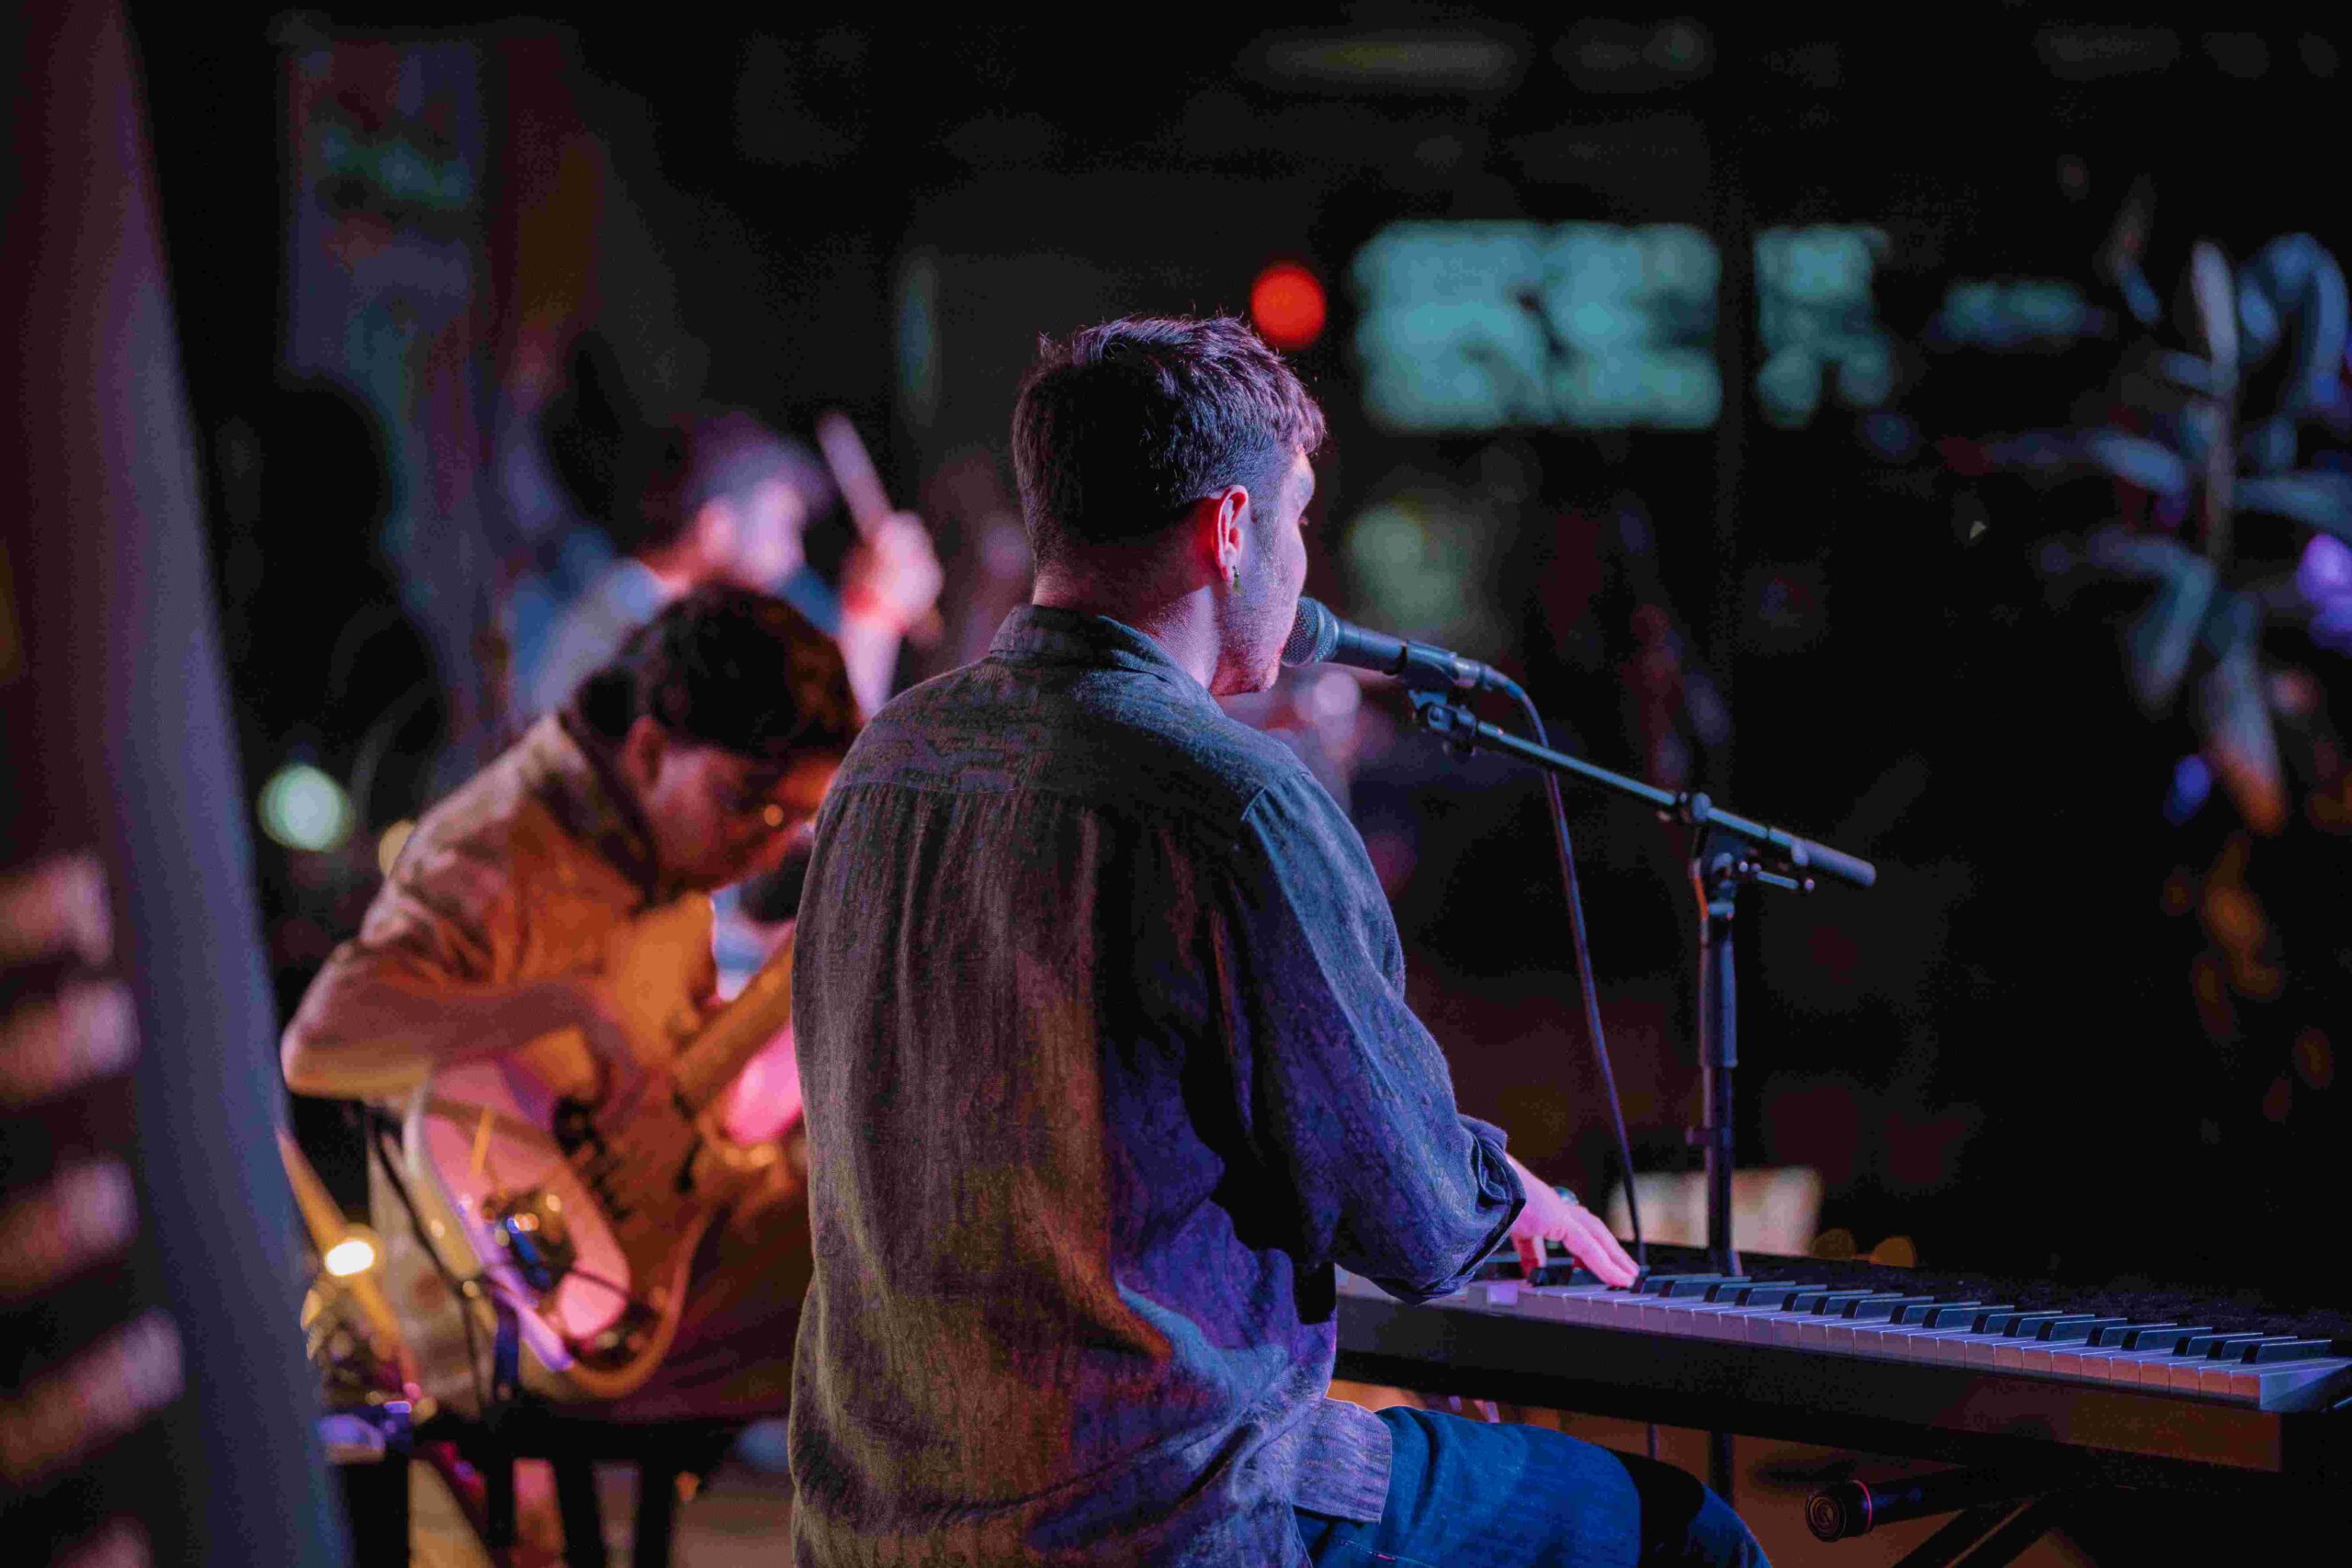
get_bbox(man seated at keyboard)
[785,315,1769,1566]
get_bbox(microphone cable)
[1488,674,1646,1271]
[1489,674,1654,1462]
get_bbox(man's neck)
[1029,576,1220,691]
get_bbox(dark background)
[128,7,2352,1300]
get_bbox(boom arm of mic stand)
[1408,694,1878,889]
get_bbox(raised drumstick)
[814,411,944,647]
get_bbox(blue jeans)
[1296,1407,1768,1568]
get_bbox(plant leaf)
[2082,429,2194,500]
[2197,597,2286,833]
[2189,241,2239,381]
[2085,529,2215,711]
[2237,471,2352,537]
[2141,347,2229,399]
[2095,534,2214,711]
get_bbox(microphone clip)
[1408,690,1485,759]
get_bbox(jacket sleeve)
[1213,772,1522,1302]
[279,825,531,1101]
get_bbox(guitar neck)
[669,932,797,1115]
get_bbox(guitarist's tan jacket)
[282,713,720,1377]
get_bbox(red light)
[1250,262,1327,351]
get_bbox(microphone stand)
[1407,689,1875,1503]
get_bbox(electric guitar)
[396,906,799,1404]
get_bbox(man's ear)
[1201,484,1249,579]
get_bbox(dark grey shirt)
[787,607,1523,1566]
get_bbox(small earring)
[1226,562,1239,590]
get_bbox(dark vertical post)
[1701,27,1752,1507]
[1692,834,1742,1502]
[631,1465,680,1568]
[1708,52,1753,789]
[0,4,347,1562]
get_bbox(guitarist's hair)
[570,583,859,763]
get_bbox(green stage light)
[258,762,354,853]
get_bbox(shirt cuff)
[1286,1396,1393,1525]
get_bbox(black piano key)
[2036,1316,2131,1343]
[2093,1322,2173,1348]
[2240,1338,2335,1364]
[1975,1310,2062,1336]
[2006,1314,2097,1338]
[1897,1300,1980,1325]
[2202,1334,2295,1360]
[1793,1290,1880,1314]
[1715,1281,1825,1306]
[2123,1326,2214,1352]
[1638,1273,1738,1297]
[1924,1303,2012,1329]
[2181,1332,2269,1358]
[1844,1295,1936,1322]
[1528,1264,1598,1288]
[1664,1276,1747,1299]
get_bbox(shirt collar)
[987,605,1221,709]
[523,714,673,904]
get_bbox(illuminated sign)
[1755,225,1893,427]
[1351,220,1892,433]
[1352,220,1718,431]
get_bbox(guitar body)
[397,913,797,1406]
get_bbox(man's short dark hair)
[1010,316,1326,563]
[618,411,836,558]
[571,583,859,762]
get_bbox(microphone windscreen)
[1283,597,1340,669]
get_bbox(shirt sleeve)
[1215,771,1523,1302]
[280,823,532,1100]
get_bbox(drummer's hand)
[841,512,943,635]
[1505,1154,1638,1287]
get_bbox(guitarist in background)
[281,583,860,1424]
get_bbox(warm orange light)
[1250,262,1328,351]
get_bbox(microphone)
[1281,597,1512,693]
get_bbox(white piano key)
[2164,1357,2223,1393]
[2236,1357,2352,1410]
[1855,1325,1981,1361]
[1677,1303,1760,1340]
[1521,1285,1623,1325]
[1466,1281,1519,1313]
[2111,1351,2193,1387]
[2044,1344,2128,1378]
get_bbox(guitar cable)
[368,1111,493,1417]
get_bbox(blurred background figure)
[213,378,449,1019]
[512,409,942,724]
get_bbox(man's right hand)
[1505,1155,1639,1287]
[559,974,654,1116]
